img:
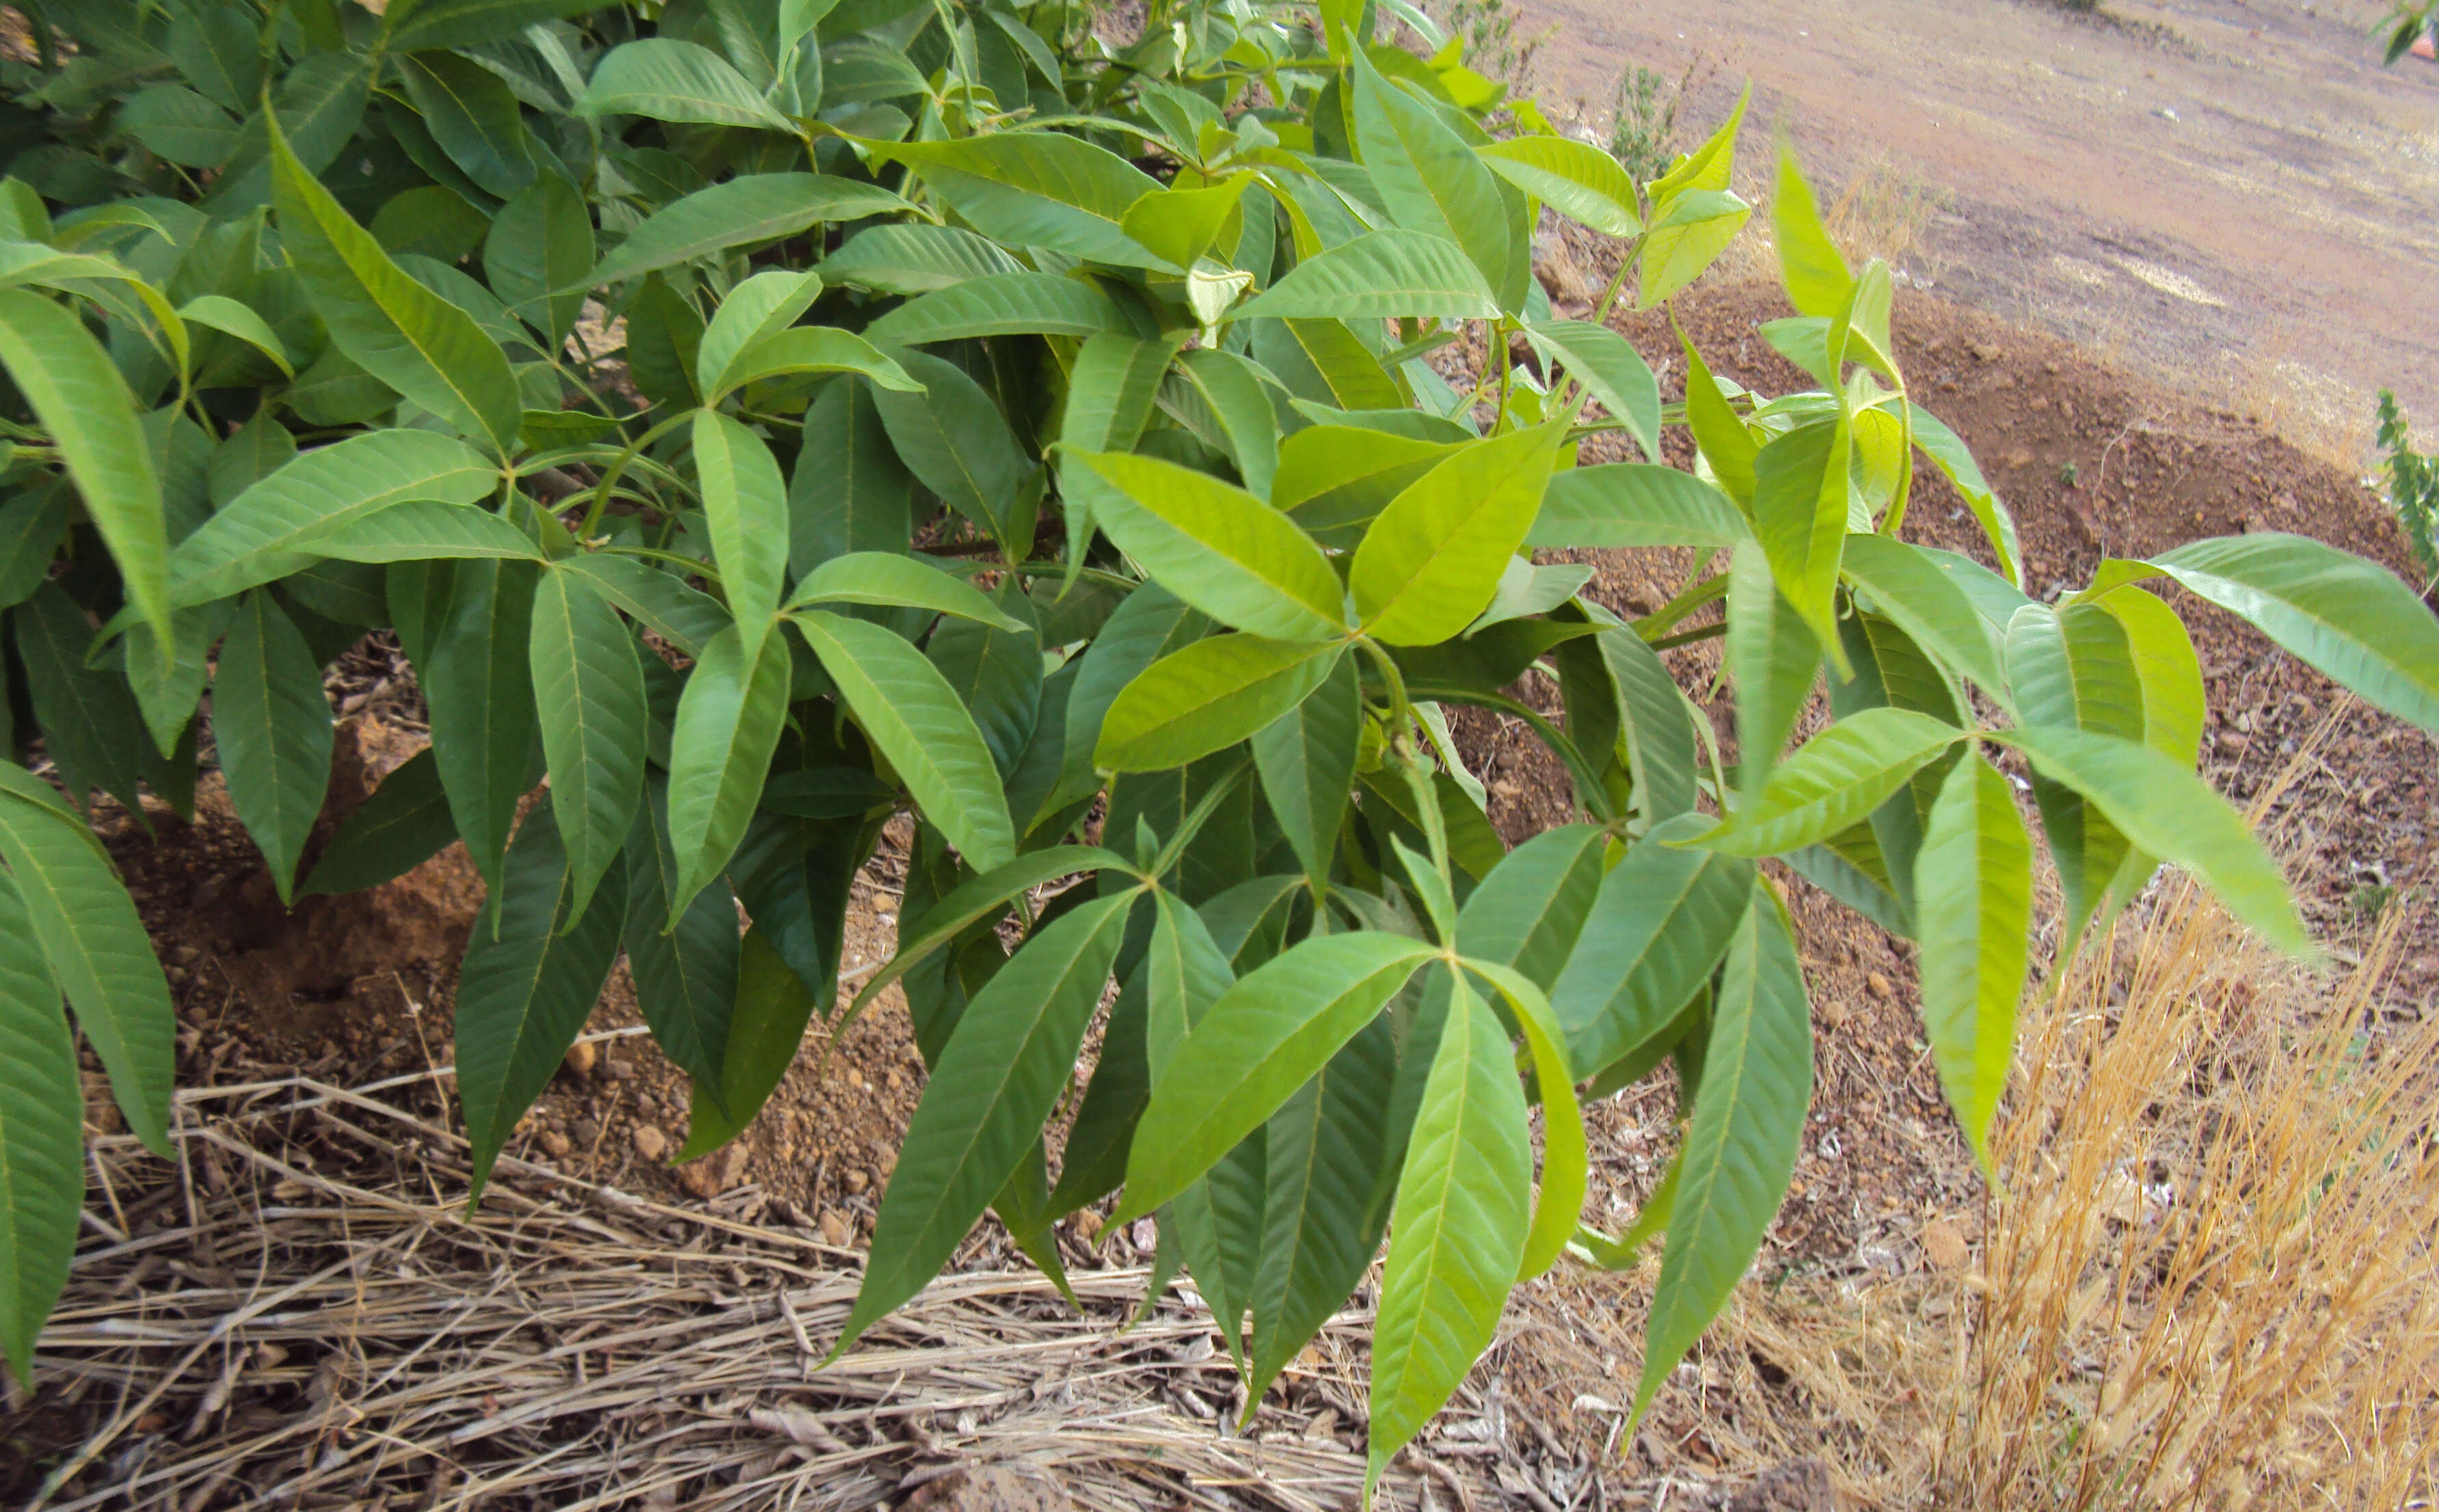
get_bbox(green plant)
[2386,1,2438,62]
[1429,0,1550,98]
[2377,389,2438,586]
[1608,60,1702,187]
[0,2,2436,1501]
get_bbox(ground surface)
[1523,0,2439,459]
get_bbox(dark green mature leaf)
[302,748,457,897]
[868,349,1034,549]
[795,610,1016,872]
[926,582,1042,775]
[692,409,790,643]
[269,109,522,460]
[1115,932,1436,1223]
[214,592,334,905]
[169,5,262,113]
[455,799,628,1200]
[2141,533,2439,734]
[308,500,550,565]
[1995,725,2309,957]
[588,174,911,286]
[0,290,171,677]
[576,38,795,131]
[1064,450,1344,642]
[382,0,614,52]
[1552,818,1754,1081]
[1099,636,1343,772]
[205,51,373,212]
[1167,349,1282,503]
[425,561,543,900]
[1725,539,1818,800]
[0,772,174,1157]
[401,50,536,200]
[1049,585,1207,815]
[870,134,1172,270]
[14,585,148,816]
[1915,754,2031,1170]
[850,846,1134,1020]
[863,271,1127,345]
[623,783,740,1088]
[1366,971,1529,1486]
[834,891,1137,1354]
[1632,889,1810,1425]
[664,623,793,924]
[485,172,593,349]
[530,569,647,923]
[561,556,731,659]
[1748,416,1847,648]
[1351,424,1564,644]
[818,224,1025,294]
[677,926,815,1159]
[1250,649,1361,891]
[0,867,80,1383]
[1235,229,1498,323]
[790,378,914,576]
[1699,707,1963,858]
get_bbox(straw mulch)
[14,1038,1521,1512]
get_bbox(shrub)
[1,0,2436,1492]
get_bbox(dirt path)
[1522,0,2439,457]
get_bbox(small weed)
[2375,388,2439,586]
[1432,0,1554,97]
[2349,882,2397,925]
[2059,460,2080,488]
[1608,58,1711,184]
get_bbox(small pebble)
[1866,971,1894,1001]
[539,1131,573,1159]
[633,1124,668,1160]
[563,1040,597,1078]
[819,1209,853,1246]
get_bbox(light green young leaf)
[1233,229,1498,323]
[586,175,911,287]
[1114,932,1436,1224]
[1062,450,1345,642]
[1837,532,2010,705]
[1168,348,1281,502]
[1463,958,1587,1281]
[833,892,1137,1355]
[574,39,795,131]
[269,111,520,460]
[213,593,334,906]
[1906,403,2021,584]
[1366,971,1530,1488]
[794,610,1016,872]
[2006,600,2143,945]
[787,553,1025,629]
[455,798,628,1201]
[1698,707,1963,858]
[0,777,175,1157]
[1477,135,1642,235]
[0,290,172,680]
[662,623,792,926]
[1349,45,1515,302]
[1749,416,1848,650]
[176,295,291,376]
[1994,725,2309,957]
[306,500,548,564]
[1550,818,1753,1081]
[530,569,647,926]
[1098,635,1343,771]
[692,410,790,645]
[695,267,826,399]
[1526,464,1743,554]
[1638,86,1751,308]
[1631,889,1810,1425]
[716,325,922,397]
[1351,423,1565,644]
[1914,754,2031,1170]
[1771,146,1852,318]
[1118,178,1250,270]
[0,867,81,1383]
[1524,320,1661,461]
[862,271,1128,346]
[1274,424,1458,544]
[1602,625,1699,822]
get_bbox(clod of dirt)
[1727,1457,1837,1511]
[632,1124,667,1160]
[563,1039,598,1079]
[902,1465,1072,1510]
[1922,1219,1971,1271]
[678,1142,750,1198]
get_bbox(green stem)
[1354,636,1413,751]
[1403,682,1617,824]
[580,407,695,542]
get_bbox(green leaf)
[0,867,80,1383]
[1631,888,1810,1425]
[1749,416,1848,649]
[848,845,1135,1019]
[790,378,915,577]
[1114,932,1435,1224]
[1524,320,1661,462]
[1770,147,1852,319]
[14,585,148,816]
[869,134,1172,271]
[677,926,815,1159]
[708,269,831,400]
[1637,87,1751,308]
[587,174,911,287]
[1167,348,1282,503]
[1455,823,1608,990]
[205,51,373,212]
[382,0,614,52]
[622,782,740,1088]
[529,569,647,925]
[1528,464,1742,557]
[485,172,595,349]
[691,410,790,643]
[794,610,1016,872]
[1274,424,1458,545]
[1365,970,1530,1486]
[400,50,537,200]
[1099,635,1344,772]
[1118,178,1250,270]
[1906,403,2020,584]
[177,294,291,375]
[868,349,1034,550]
[168,6,262,114]
[1914,754,2030,1170]
[1349,46,1515,301]
[2142,533,2439,735]
[425,561,543,900]
[663,623,792,925]
[863,271,1127,346]
[2006,600,2144,943]
[0,776,174,1157]
[1838,532,2010,706]
[1601,624,1699,822]
[925,582,1041,777]
[269,110,521,460]
[301,747,456,896]
[1725,539,1819,800]
[1250,649,1361,891]
[1699,707,1963,858]
[1063,450,1345,641]
[0,487,68,611]
[833,891,1136,1355]
[1551,819,1753,1081]
[1993,725,2309,957]
[0,289,171,680]
[1351,424,1565,644]
[559,555,731,659]
[1477,134,1641,235]
[455,798,628,1200]
[716,325,923,398]
[306,500,548,565]
[174,431,496,595]
[816,224,1025,295]
[1235,229,1498,323]
[213,592,334,906]
[787,553,1025,629]
[2083,585,2202,767]
[575,39,795,131]
[1049,586,1208,816]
